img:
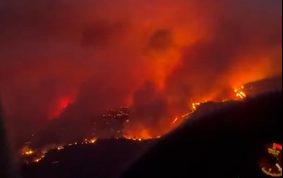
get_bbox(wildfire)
[172,117,178,124]
[124,137,157,141]
[171,111,193,125]
[21,146,34,156]
[21,137,98,164]
[33,155,45,163]
[49,97,73,119]
[20,135,166,164]
[23,150,34,156]
[123,131,160,141]
[57,146,64,151]
[192,102,201,111]
[234,85,247,99]
[21,84,251,165]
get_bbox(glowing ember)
[33,155,45,163]
[23,150,33,156]
[192,102,202,111]
[57,146,64,151]
[172,117,178,124]
[21,137,99,164]
[234,86,247,99]
[89,138,97,144]
[21,146,34,156]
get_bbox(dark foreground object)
[21,139,153,178]
[120,92,282,178]
[0,102,20,178]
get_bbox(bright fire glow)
[49,97,73,119]
[21,146,34,156]
[124,85,249,139]
[172,117,178,124]
[1,0,281,161]
[60,98,71,109]
[21,138,98,164]
[234,86,247,100]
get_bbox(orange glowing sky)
[0,0,281,142]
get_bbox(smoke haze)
[0,0,282,145]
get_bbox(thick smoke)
[0,0,282,144]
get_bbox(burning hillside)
[240,75,282,97]
[21,138,98,164]
[20,137,159,165]
[0,0,281,154]
[16,74,282,165]
[19,87,239,165]
[14,75,281,152]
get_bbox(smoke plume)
[0,0,282,144]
